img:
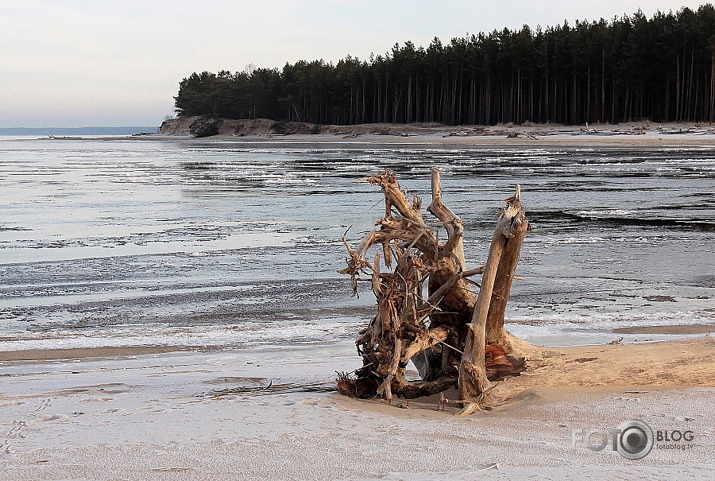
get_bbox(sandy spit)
[147,119,715,148]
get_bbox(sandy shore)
[614,324,715,335]
[5,128,714,478]
[1,336,713,480]
[149,120,715,148]
[0,345,192,362]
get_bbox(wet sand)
[0,345,192,362]
[3,322,712,363]
[613,324,715,335]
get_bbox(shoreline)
[146,119,715,148]
[3,126,714,478]
[2,334,713,391]
[613,324,715,335]
[2,322,713,364]
[0,345,194,362]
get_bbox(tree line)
[174,4,715,126]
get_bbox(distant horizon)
[0,126,159,136]
[0,125,158,129]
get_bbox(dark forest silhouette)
[174,5,715,126]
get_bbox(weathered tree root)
[338,169,529,408]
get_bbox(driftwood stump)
[337,169,529,410]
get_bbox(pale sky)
[0,1,708,127]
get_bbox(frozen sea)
[1,136,713,351]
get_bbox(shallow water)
[1,137,713,349]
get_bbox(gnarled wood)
[338,170,529,410]
[486,225,529,351]
[458,215,508,402]
[460,186,529,403]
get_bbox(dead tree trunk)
[486,190,530,351]
[458,187,529,411]
[338,169,529,408]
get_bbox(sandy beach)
[1,332,713,480]
[7,0,715,474]
[2,126,713,479]
[152,118,715,148]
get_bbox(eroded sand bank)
[150,119,715,148]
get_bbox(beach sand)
[1,334,713,480]
[3,128,714,478]
[150,120,715,148]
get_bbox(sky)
[0,1,709,127]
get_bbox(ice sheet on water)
[0,317,366,352]
[575,209,639,217]
[1,138,713,351]
[506,310,715,346]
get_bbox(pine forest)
[174,5,715,126]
